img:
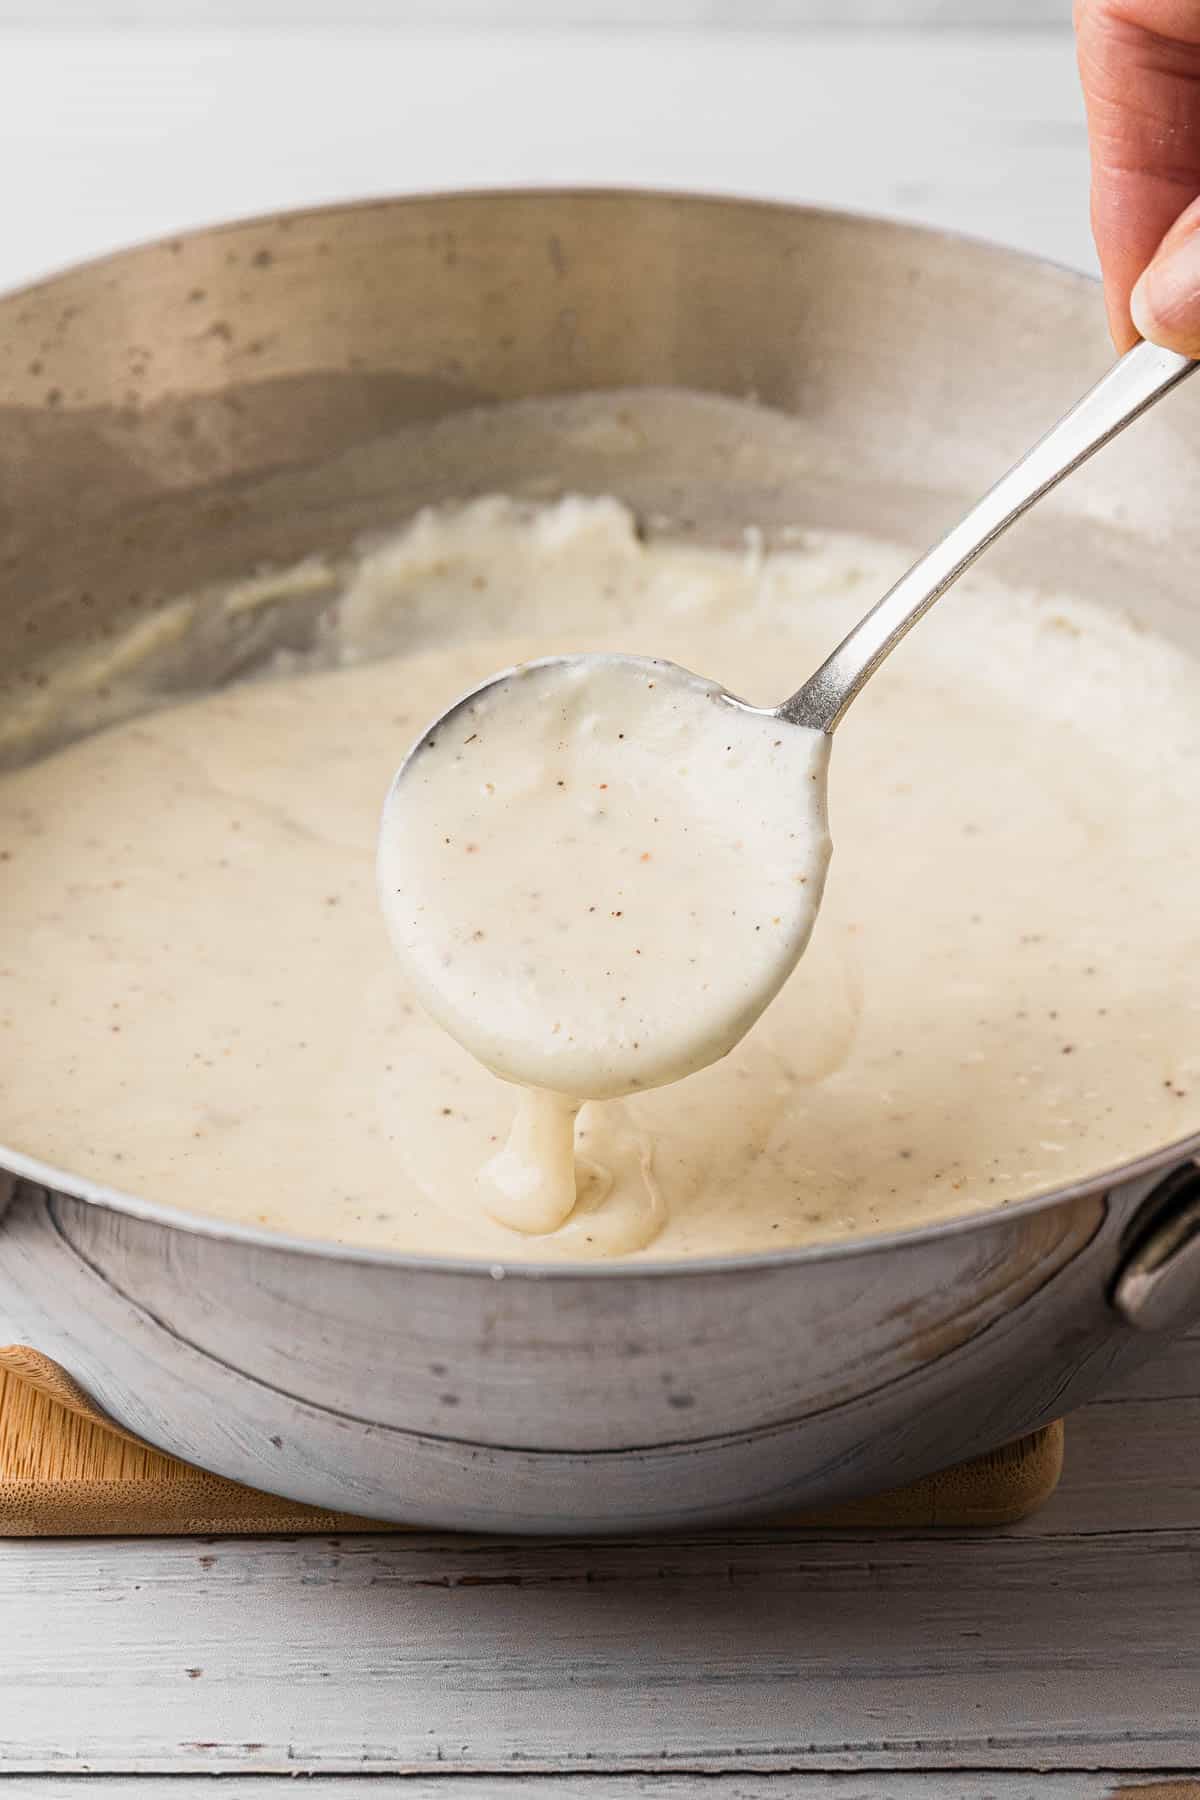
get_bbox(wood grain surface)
[0,1350,1064,1534]
[3,1781,1200,1800]
[0,4,1074,26]
[0,1325,1197,1779]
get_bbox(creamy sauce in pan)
[1,496,1198,1260]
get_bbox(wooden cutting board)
[0,1344,1064,1536]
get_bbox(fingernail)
[1131,234,1200,357]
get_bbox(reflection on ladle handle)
[780,338,1198,734]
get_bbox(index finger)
[1076,0,1200,348]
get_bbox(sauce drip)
[378,652,831,1234]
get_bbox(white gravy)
[1,495,1198,1260]
[377,652,830,1232]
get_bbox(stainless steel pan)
[1,190,1198,1532]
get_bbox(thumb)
[1130,194,1200,356]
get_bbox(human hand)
[1076,0,1200,355]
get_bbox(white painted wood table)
[3,1325,1199,1788]
[3,20,1199,1796]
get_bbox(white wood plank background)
[1,1324,1198,1780]
[0,4,1073,28]
[0,29,1092,295]
[1,1781,1196,1800]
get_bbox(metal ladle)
[781,336,1196,732]
[380,337,1197,1100]
[403,339,1196,760]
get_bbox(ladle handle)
[780,338,1197,734]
